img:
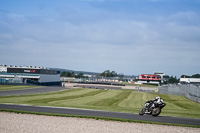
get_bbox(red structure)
[136,74,161,84]
[137,74,161,80]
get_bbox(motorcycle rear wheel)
[139,107,145,115]
[151,107,161,116]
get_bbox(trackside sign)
[7,68,58,75]
[24,70,36,73]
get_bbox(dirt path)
[0,112,199,133]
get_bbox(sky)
[0,0,200,77]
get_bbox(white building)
[180,78,200,84]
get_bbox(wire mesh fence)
[158,84,200,103]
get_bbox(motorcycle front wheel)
[151,107,161,116]
[139,107,145,115]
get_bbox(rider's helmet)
[155,96,160,100]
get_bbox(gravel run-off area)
[0,112,200,133]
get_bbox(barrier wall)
[158,85,200,103]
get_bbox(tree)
[191,74,200,78]
[71,72,75,77]
[111,71,117,77]
[61,71,73,77]
[100,70,118,77]
[168,76,179,84]
[180,74,200,78]
[180,75,190,78]
[118,74,124,80]
[61,71,67,77]
[76,73,84,78]
[66,72,72,77]
[101,70,110,77]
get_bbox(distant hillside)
[50,68,100,75]
[50,68,136,78]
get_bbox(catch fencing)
[158,84,200,103]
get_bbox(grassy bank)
[0,85,41,91]
[0,88,199,118]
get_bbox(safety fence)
[158,84,200,103]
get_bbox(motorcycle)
[139,99,166,116]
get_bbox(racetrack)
[0,104,200,126]
[0,87,69,96]
[0,86,200,126]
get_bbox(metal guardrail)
[158,84,200,103]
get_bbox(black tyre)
[152,107,161,116]
[139,108,145,115]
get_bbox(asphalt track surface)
[0,86,121,96]
[0,104,200,126]
[0,87,69,96]
[0,86,200,126]
[74,84,122,90]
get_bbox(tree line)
[100,70,124,78]
[166,76,179,84]
[180,74,200,78]
[61,70,124,79]
[61,71,85,78]
[164,74,200,84]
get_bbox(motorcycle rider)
[146,96,163,110]
[139,96,166,116]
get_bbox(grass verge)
[0,109,199,128]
